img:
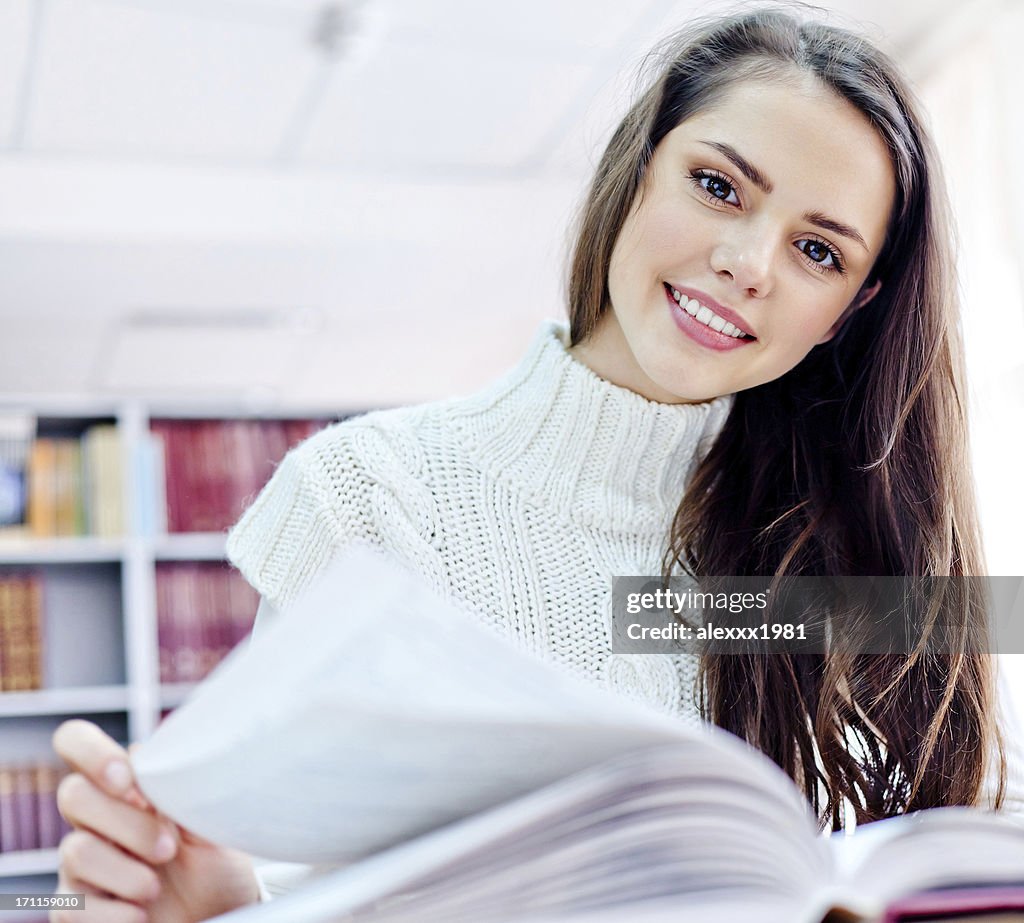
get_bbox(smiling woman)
[565,7,1008,829]
[48,6,1020,922]
[571,74,895,402]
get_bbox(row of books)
[157,562,259,684]
[1,414,333,541]
[0,572,43,691]
[0,762,69,854]
[150,418,328,533]
[0,414,123,538]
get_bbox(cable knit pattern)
[227,320,733,722]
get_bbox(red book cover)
[210,564,230,669]
[192,422,215,528]
[195,563,218,680]
[882,886,1024,921]
[150,421,177,532]
[262,421,289,490]
[226,567,258,650]
[156,563,175,684]
[178,563,203,683]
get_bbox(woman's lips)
[664,284,754,352]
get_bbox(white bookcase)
[0,397,341,885]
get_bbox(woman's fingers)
[50,888,148,923]
[56,773,177,865]
[52,719,151,809]
[58,830,161,904]
[51,872,146,923]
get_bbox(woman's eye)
[796,238,845,274]
[691,170,739,206]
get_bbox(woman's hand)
[51,719,261,923]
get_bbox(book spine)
[52,439,76,537]
[27,438,56,538]
[181,563,202,682]
[0,412,35,534]
[26,571,43,690]
[13,765,39,852]
[151,421,182,533]
[0,575,7,692]
[81,423,122,537]
[227,566,258,650]
[3,573,32,692]
[35,764,64,849]
[100,424,124,537]
[156,563,174,683]
[0,765,17,853]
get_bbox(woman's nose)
[709,225,777,298]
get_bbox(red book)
[882,886,1024,920]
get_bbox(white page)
[201,745,813,923]
[131,544,750,863]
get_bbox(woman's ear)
[816,279,883,345]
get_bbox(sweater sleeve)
[226,414,446,613]
[226,422,385,612]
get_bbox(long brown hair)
[567,6,1005,828]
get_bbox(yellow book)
[26,438,57,538]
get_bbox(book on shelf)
[0,762,68,854]
[21,424,122,539]
[150,419,325,534]
[156,562,258,684]
[0,571,43,692]
[0,412,35,536]
[81,423,123,538]
[130,547,1024,923]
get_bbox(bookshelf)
[0,398,340,883]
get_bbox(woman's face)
[573,74,896,403]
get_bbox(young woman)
[49,7,1017,922]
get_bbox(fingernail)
[105,760,132,792]
[154,831,176,861]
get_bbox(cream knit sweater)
[226,319,733,722]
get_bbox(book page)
[201,742,822,923]
[133,544,794,864]
[825,807,1024,917]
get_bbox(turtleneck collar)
[449,320,734,530]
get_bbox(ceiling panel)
[0,0,34,148]
[298,40,594,171]
[25,0,321,161]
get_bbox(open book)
[131,546,1024,923]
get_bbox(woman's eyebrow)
[696,139,869,251]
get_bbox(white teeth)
[669,285,749,338]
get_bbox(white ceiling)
[0,0,981,407]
